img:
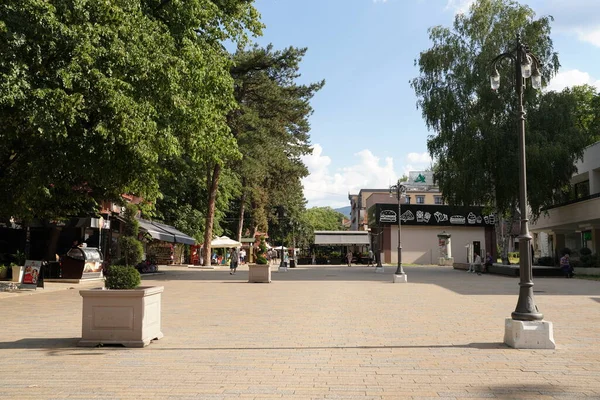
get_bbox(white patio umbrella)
[210,236,242,248]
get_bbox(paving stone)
[1,264,600,399]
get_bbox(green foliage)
[13,250,26,266]
[537,256,555,267]
[560,248,571,256]
[122,204,140,237]
[118,236,143,267]
[255,237,268,265]
[105,265,141,290]
[0,0,262,222]
[580,247,592,256]
[304,207,347,232]
[411,0,597,220]
[0,264,7,276]
[225,45,324,239]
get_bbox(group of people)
[467,252,494,274]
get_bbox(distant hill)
[334,206,351,218]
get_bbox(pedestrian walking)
[368,249,374,267]
[229,247,239,275]
[283,251,289,269]
[346,251,353,267]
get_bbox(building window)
[574,180,590,199]
[416,196,425,204]
[404,196,411,204]
[434,196,443,205]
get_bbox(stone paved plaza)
[1,264,600,399]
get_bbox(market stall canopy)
[210,236,242,248]
[137,219,196,245]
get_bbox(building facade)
[531,141,600,257]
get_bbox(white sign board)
[407,171,434,187]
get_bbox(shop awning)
[137,219,196,245]
[314,231,370,245]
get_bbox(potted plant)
[78,265,164,348]
[10,251,27,282]
[248,237,271,283]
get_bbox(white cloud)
[445,0,475,14]
[545,69,600,92]
[575,28,600,47]
[301,145,432,209]
[372,0,388,3]
[407,152,432,165]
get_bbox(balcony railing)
[543,192,600,211]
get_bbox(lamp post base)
[393,273,407,283]
[504,318,555,349]
[375,265,385,273]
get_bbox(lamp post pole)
[491,34,542,321]
[492,34,553,348]
[277,206,287,272]
[390,181,407,282]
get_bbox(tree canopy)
[200,44,323,263]
[411,0,598,220]
[0,0,261,223]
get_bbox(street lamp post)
[491,34,554,348]
[277,206,287,272]
[389,181,407,283]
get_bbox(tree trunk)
[236,182,247,242]
[494,214,515,265]
[202,163,221,266]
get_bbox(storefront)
[137,219,196,265]
[368,203,496,264]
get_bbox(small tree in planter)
[79,264,163,348]
[118,205,144,267]
[248,237,271,283]
[256,238,268,265]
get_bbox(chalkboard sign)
[21,260,44,289]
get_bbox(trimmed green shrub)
[579,253,599,268]
[0,264,7,279]
[537,256,555,266]
[118,236,143,267]
[105,265,141,290]
[579,247,592,256]
[256,238,268,265]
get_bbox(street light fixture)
[389,180,407,283]
[277,206,287,272]
[491,34,554,348]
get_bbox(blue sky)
[250,0,600,208]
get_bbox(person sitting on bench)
[468,253,482,273]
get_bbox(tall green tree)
[0,0,261,224]
[411,0,597,259]
[201,45,323,264]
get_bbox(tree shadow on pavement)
[0,338,506,351]
[484,383,581,399]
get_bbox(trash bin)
[290,259,296,268]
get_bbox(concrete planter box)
[79,286,164,348]
[248,264,271,283]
